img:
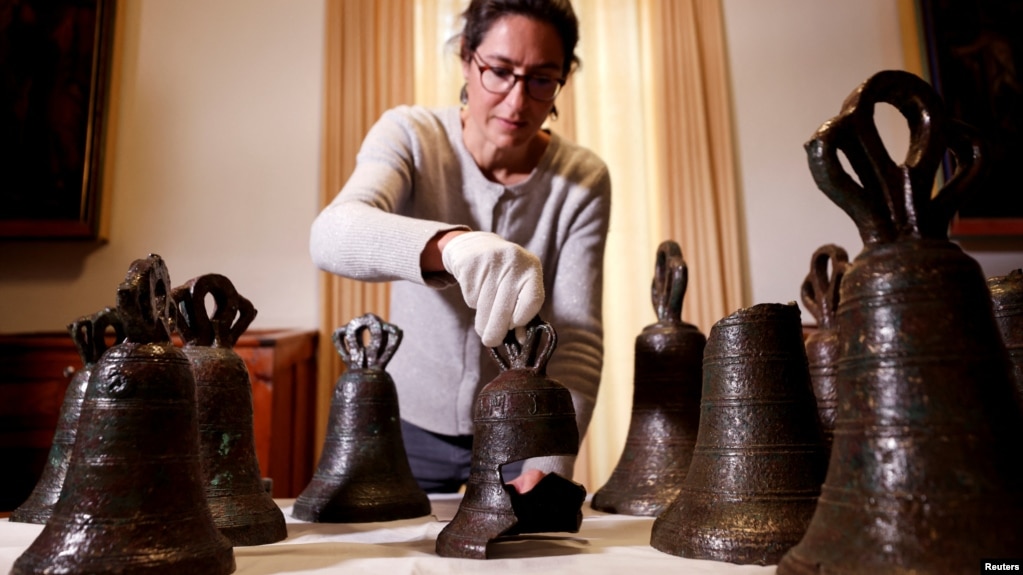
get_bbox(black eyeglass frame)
[471,52,566,102]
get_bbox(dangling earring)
[549,105,559,121]
[460,84,468,106]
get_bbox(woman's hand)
[506,469,546,494]
[440,231,545,347]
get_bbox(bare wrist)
[421,229,469,273]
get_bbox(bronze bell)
[292,313,430,522]
[10,308,125,524]
[988,268,1023,404]
[799,243,850,455]
[172,273,287,546]
[591,240,705,516]
[778,71,1023,575]
[12,254,235,575]
[650,302,827,565]
[436,318,586,559]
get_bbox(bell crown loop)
[333,313,402,369]
[173,273,256,348]
[115,254,175,344]
[800,244,849,331]
[489,316,557,374]
[68,307,126,364]
[651,240,687,325]
[805,70,985,245]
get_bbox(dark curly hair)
[457,0,581,77]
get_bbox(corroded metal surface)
[591,240,705,516]
[12,254,235,575]
[436,318,584,559]
[650,303,827,565]
[778,70,1023,575]
[173,274,286,546]
[10,308,125,525]
[292,313,430,523]
[988,268,1023,404]
[799,243,849,455]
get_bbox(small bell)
[591,240,705,516]
[11,254,235,575]
[436,318,586,559]
[173,273,287,546]
[799,243,850,455]
[10,308,125,524]
[292,313,431,522]
[651,303,827,565]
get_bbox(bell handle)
[116,254,174,344]
[928,119,984,238]
[651,240,687,324]
[806,70,976,245]
[376,319,402,368]
[173,274,255,348]
[805,124,894,245]
[335,313,401,369]
[489,316,557,373]
[171,281,209,345]
[67,307,126,365]
[800,244,848,331]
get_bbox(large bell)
[650,302,827,565]
[778,71,1023,575]
[591,240,705,516]
[988,268,1023,404]
[292,313,430,522]
[172,273,287,546]
[799,243,850,455]
[12,254,235,575]
[436,318,586,559]
[10,308,125,525]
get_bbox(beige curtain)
[317,0,413,449]
[319,0,746,489]
[570,0,745,489]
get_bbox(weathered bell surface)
[292,313,430,522]
[436,318,585,559]
[591,240,705,516]
[988,268,1023,404]
[12,254,235,575]
[172,273,287,546]
[650,302,827,565]
[778,71,1023,575]
[799,243,849,455]
[10,308,125,525]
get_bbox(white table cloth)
[1,496,777,574]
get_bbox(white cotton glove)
[441,231,545,348]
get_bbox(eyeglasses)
[472,52,565,102]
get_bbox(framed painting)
[0,0,117,240]
[919,0,1023,242]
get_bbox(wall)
[724,0,1022,319]
[0,0,324,333]
[1,2,1019,347]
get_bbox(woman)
[309,0,611,494]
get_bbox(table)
[0,496,777,574]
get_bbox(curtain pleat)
[317,0,413,453]
[574,0,746,489]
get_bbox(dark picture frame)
[0,0,117,240]
[919,0,1023,241]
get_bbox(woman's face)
[462,14,565,153]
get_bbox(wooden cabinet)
[0,329,319,511]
